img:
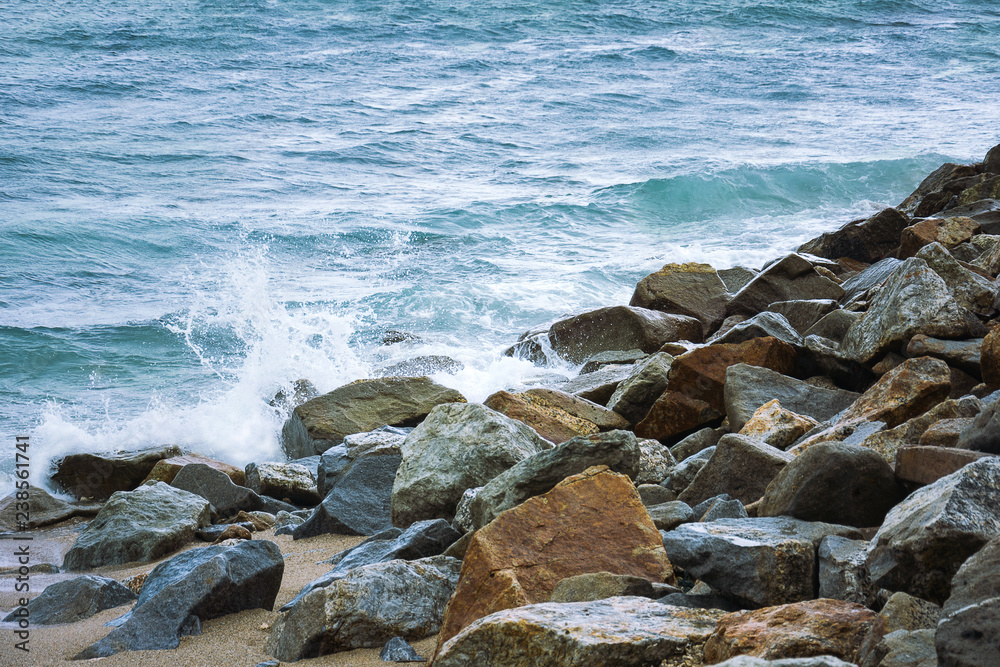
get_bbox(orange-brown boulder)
[899,216,981,258]
[634,337,796,440]
[484,390,600,444]
[434,466,674,654]
[703,598,876,663]
[142,454,246,487]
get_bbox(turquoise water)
[2,0,999,487]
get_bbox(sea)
[2,0,999,494]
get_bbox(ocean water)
[2,0,999,492]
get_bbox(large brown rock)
[899,217,981,258]
[728,254,845,317]
[858,395,982,465]
[799,208,912,264]
[894,446,992,486]
[435,466,674,651]
[281,377,466,458]
[483,390,599,444]
[51,445,184,501]
[982,327,1000,385]
[630,262,731,336]
[547,305,703,364]
[142,453,245,487]
[703,599,875,663]
[520,388,630,431]
[635,337,797,440]
[899,164,980,217]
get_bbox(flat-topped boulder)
[281,377,466,458]
[63,482,210,571]
[391,403,551,527]
[547,305,703,364]
[905,334,983,378]
[630,262,731,336]
[483,390,599,444]
[51,445,184,501]
[245,461,320,506]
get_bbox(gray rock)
[657,592,745,614]
[635,437,675,485]
[245,461,320,506]
[691,494,735,521]
[547,305,704,364]
[559,363,636,405]
[719,266,758,294]
[74,540,283,658]
[866,457,1000,605]
[818,535,877,607]
[433,597,725,667]
[839,257,903,304]
[379,636,426,662]
[280,519,461,612]
[669,427,723,462]
[647,501,694,531]
[267,556,461,661]
[724,363,860,432]
[800,334,878,392]
[728,253,845,317]
[661,517,862,607]
[858,592,942,667]
[757,442,904,528]
[317,444,351,499]
[714,657,857,667]
[468,430,640,530]
[503,330,550,366]
[317,427,408,497]
[865,629,937,667]
[942,199,1000,236]
[955,400,1000,454]
[281,377,465,458]
[549,572,655,603]
[579,349,648,374]
[700,497,748,522]
[170,463,262,521]
[766,299,839,335]
[63,483,210,571]
[859,395,983,465]
[606,352,674,424]
[664,446,715,494]
[391,403,551,528]
[638,484,676,506]
[840,258,987,364]
[51,445,185,501]
[914,242,997,317]
[0,486,101,531]
[293,447,401,538]
[804,309,863,344]
[936,536,1000,667]
[376,355,464,378]
[451,487,480,534]
[798,208,911,264]
[2,575,136,625]
[708,311,804,347]
[272,511,305,535]
[905,335,983,378]
[678,434,792,506]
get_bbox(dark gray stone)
[73,540,283,658]
[708,311,804,347]
[936,536,1000,667]
[0,486,101,531]
[51,445,185,501]
[657,592,745,613]
[580,349,647,374]
[664,446,715,494]
[380,636,426,662]
[549,572,655,603]
[638,484,676,507]
[3,575,136,625]
[766,299,839,335]
[956,400,1000,454]
[558,363,635,405]
[171,463,262,521]
[647,501,694,531]
[905,335,983,379]
[940,198,1000,235]
[606,352,674,424]
[839,258,903,304]
[678,434,792,507]
[690,494,734,521]
[468,430,641,530]
[724,363,861,432]
[798,208,911,264]
[669,427,723,462]
[818,535,877,607]
[728,253,845,317]
[718,266,757,294]
[804,309,862,344]
[700,498,747,522]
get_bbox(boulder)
[817,536,877,607]
[858,395,982,465]
[606,352,674,424]
[700,497,749,522]
[766,299,839,336]
[955,399,1000,454]
[905,335,983,378]
[142,453,245,487]
[376,355,463,378]
[483,390,599,444]
[900,217,981,258]
[703,599,875,664]
[317,426,409,497]
[723,364,858,432]
[647,501,694,531]
[798,208,911,263]
[638,483,676,506]
[267,556,461,661]
[858,592,941,667]
[738,400,819,449]
[986,143,1000,173]
[559,363,635,405]
[51,445,183,501]
[549,572,655,603]
[918,418,974,448]
[635,437,675,485]
[670,427,724,462]
[547,305,703,364]
[2,575,136,625]
[712,657,855,667]
[866,457,1000,604]
[75,540,283,658]
[913,242,997,317]
[245,461,320,506]
[0,486,100,531]
[281,377,466,458]
[436,466,675,648]
[757,442,904,528]
[804,309,862,344]
[170,463,262,521]
[467,430,640,530]
[719,266,758,293]
[709,311,804,347]
[728,253,845,317]
[863,629,937,667]
[580,349,648,373]
[973,234,1000,276]
[661,517,862,607]
[936,536,1000,667]
[63,483,210,570]
[519,388,630,430]
[503,330,550,365]
[435,598,723,667]
[840,259,987,364]
[678,434,792,506]
[894,446,991,486]
[899,163,980,216]
[379,636,425,662]
[292,446,401,538]
[982,327,1000,385]
[664,446,715,494]
[391,403,551,527]
[839,257,902,304]
[957,174,1000,207]
[630,262,731,335]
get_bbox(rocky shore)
[4,144,1000,666]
